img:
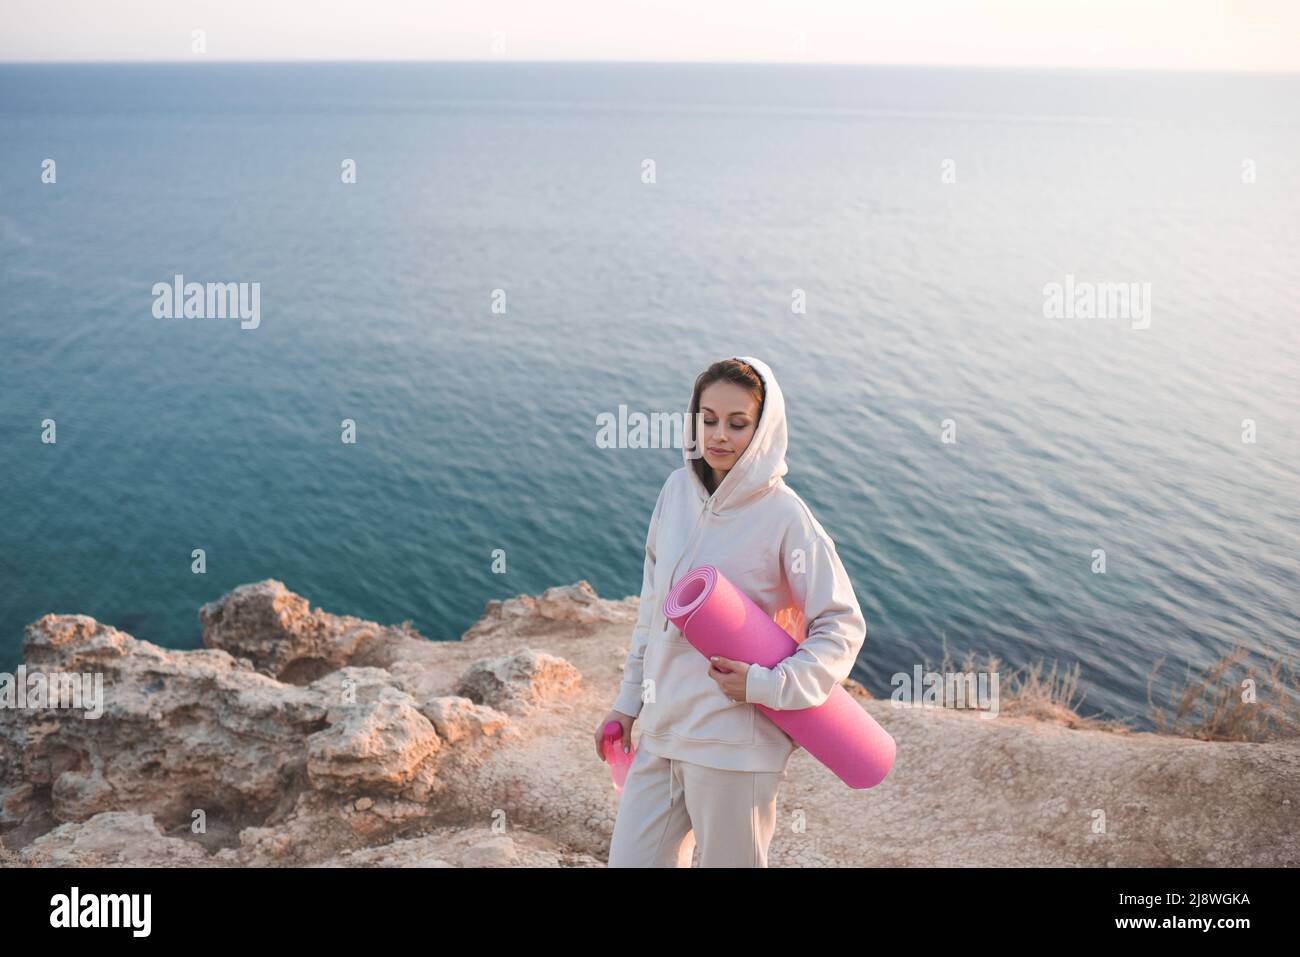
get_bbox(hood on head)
[682,355,789,514]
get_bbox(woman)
[596,355,868,867]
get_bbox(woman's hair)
[688,358,766,494]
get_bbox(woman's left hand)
[708,656,751,702]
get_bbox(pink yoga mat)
[663,565,895,789]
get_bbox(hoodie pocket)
[639,636,756,746]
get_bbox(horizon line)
[0,57,1297,76]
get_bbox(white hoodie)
[611,356,869,774]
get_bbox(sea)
[1,61,1297,731]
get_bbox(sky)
[1,0,1297,71]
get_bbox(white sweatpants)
[607,745,786,868]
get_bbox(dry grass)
[919,638,1300,742]
[921,643,1131,733]
[1145,643,1300,743]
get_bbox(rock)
[3,577,1297,869]
[199,580,406,683]
[305,672,441,795]
[9,614,329,831]
[455,649,582,715]
[462,835,519,867]
[21,811,212,867]
[0,581,609,868]
[418,696,510,743]
[463,582,637,640]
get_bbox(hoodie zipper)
[661,497,716,632]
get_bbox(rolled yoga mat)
[663,564,895,789]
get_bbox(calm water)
[1,62,1297,730]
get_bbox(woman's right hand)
[595,709,636,762]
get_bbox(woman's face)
[698,380,760,477]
